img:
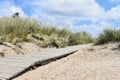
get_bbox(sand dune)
[14,43,120,80]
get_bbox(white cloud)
[35,0,105,17]
[98,4,120,30]
[26,0,111,36]
[105,5,120,21]
[29,0,105,26]
[0,1,26,17]
[69,23,106,37]
[21,0,120,26]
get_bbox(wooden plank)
[0,57,36,63]
[0,65,28,79]
[0,63,30,68]
[0,77,6,80]
[0,65,22,73]
[0,58,34,63]
[0,44,91,80]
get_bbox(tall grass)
[95,29,120,45]
[0,16,93,47]
[68,32,93,46]
[0,17,40,44]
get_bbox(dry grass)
[95,29,120,45]
[0,16,93,47]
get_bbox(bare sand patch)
[0,42,42,57]
[14,43,120,80]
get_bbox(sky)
[0,0,120,36]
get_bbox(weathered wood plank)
[0,44,91,80]
[0,63,30,68]
[0,77,6,80]
[0,65,22,73]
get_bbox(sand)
[0,42,42,57]
[14,43,120,80]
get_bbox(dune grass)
[0,16,93,47]
[68,31,93,46]
[0,17,40,44]
[3,16,120,47]
[95,29,120,45]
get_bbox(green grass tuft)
[95,29,120,45]
[68,32,93,46]
[0,16,93,47]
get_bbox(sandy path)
[14,43,120,80]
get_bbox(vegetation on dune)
[68,32,93,46]
[1,12,120,57]
[1,13,120,48]
[95,29,120,45]
[0,17,40,44]
[0,13,93,48]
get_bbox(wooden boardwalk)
[0,44,91,80]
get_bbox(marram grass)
[0,16,93,47]
[95,29,120,45]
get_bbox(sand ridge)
[14,43,120,80]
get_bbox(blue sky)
[0,0,120,36]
